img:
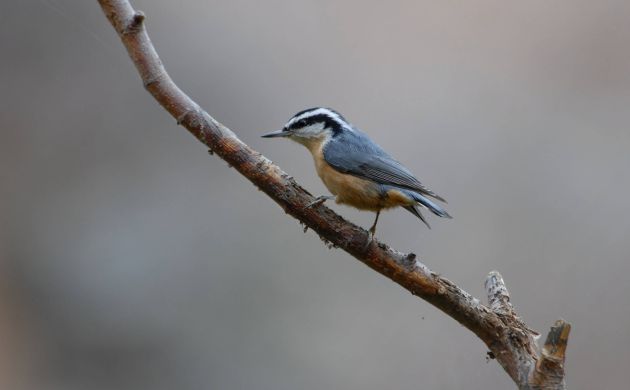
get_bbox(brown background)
[2,1,630,389]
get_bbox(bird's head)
[262,108,348,146]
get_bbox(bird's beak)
[261,129,290,138]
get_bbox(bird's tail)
[400,189,451,228]
[412,191,452,218]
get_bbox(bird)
[262,107,451,236]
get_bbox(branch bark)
[96,1,570,388]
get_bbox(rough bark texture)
[96,1,570,388]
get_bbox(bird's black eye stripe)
[287,118,309,130]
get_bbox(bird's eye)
[297,119,307,127]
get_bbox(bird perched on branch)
[262,108,451,236]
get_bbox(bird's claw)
[364,231,376,251]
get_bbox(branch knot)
[122,11,145,35]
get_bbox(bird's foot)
[363,210,381,250]
[364,231,377,251]
[362,225,378,251]
[306,195,336,209]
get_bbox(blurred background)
[2,0,630,389]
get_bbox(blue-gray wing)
[322,129,446,202]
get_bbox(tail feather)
[401,189,452,219]
[404,205,431,229]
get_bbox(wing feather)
[323,129,446,202]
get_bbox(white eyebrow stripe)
[287,108,345,127]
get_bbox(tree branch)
[96,1,570,388]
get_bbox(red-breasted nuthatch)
[262,108,451,235]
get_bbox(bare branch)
[96,1,570,388]
[529,320,571,389]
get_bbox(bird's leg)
[363,210,381,250]
[369,210,381,237]
[306,195,336,209]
